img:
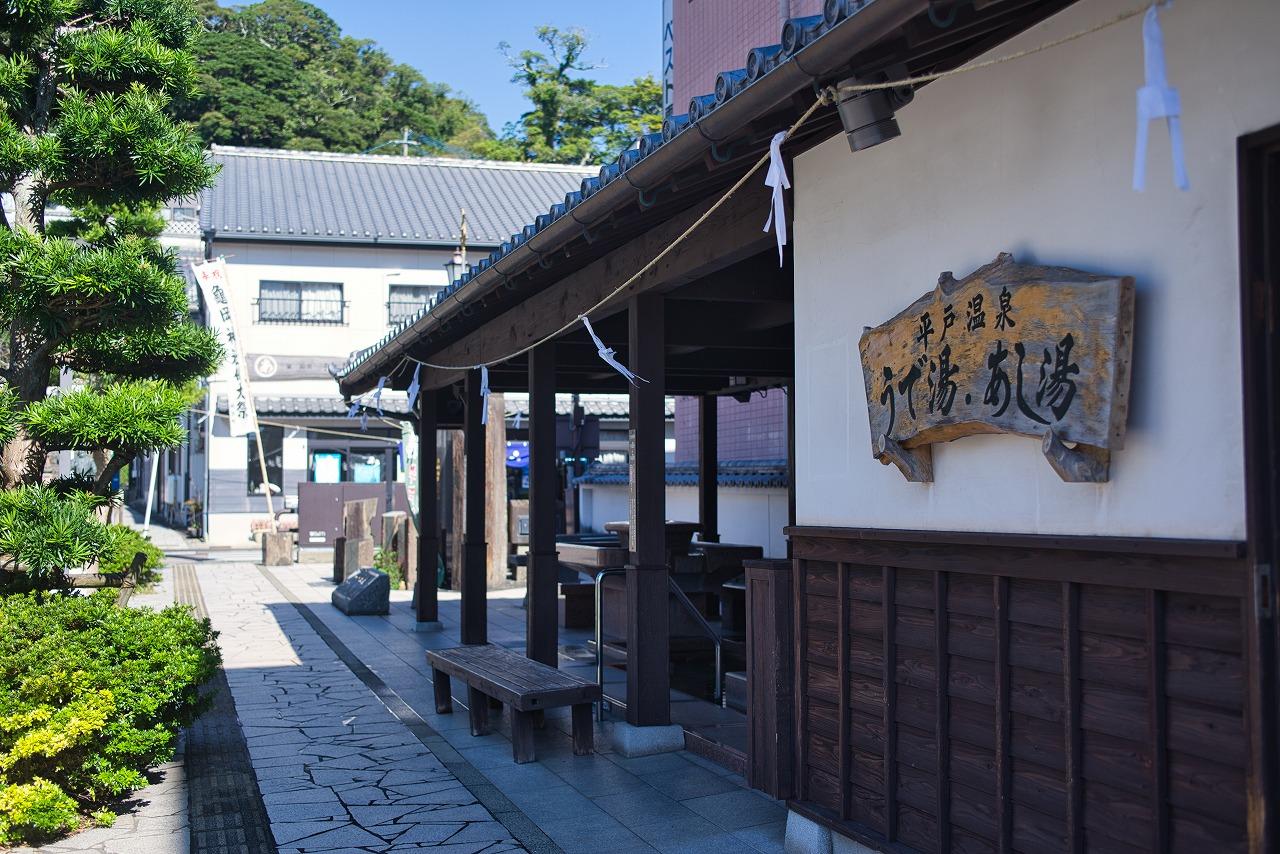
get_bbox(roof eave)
[338,0,929,397]
[204,230,503,251]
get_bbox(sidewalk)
[199,562,526,853]
[18,549,787,854]
[258,561,788,854]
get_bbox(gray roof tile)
[200,147,596,247]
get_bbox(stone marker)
[332,535,347,583]
[332,568,390,616]
[341,536,373,583]
[262,531,293,566]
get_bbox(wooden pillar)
[698,394,719,543]
[485,391,508,589]
[786,381,796,559]
[626,293,671,726]
[461,370,487,645]
[527,343,558,667]
[415,388,439,623]
[449,430,464,586]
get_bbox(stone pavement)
[12,754,190,854]
[200,562,525,854]
[260,561,789,854]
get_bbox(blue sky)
[312,0,662,133]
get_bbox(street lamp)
[443,208,469,285]
[443,249,465,285]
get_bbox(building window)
[387,284,442,325]
[247,425,285,497]
[256,281,346,324]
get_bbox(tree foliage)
[176,0,500,155]
[494,26,663,164]
[0,0,221,586]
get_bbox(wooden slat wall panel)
[788,533,1249,854]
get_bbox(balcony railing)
[254,297,347,325]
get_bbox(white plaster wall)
[207,512,259,546]
[792,0,1280,541]
[207,240,456,384]
[578,484,790,557]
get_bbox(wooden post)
[485,391,508,589]
[527,343,559,667]
[461,370,487,645]
[626,293,671,727]
[416,388,439,624]
[449,430,464,587]
[698,394,719,543]
[787,382,796,559]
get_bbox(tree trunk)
[1,326,54,487]
[93,450,133,497]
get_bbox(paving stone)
[682,788,788,830]
[196,563,525,854]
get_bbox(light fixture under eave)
[834,65,914,152]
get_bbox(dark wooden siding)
[788,528,1249,854]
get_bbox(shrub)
[0,778,79,842]
[0,591,219,844]
[0,487,110,591]
[99,526,164,586]
[372,547,403,589]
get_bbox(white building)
[141,147,595,545]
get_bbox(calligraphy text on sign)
[858,253,1135,483]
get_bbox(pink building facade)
[669,0,823,111]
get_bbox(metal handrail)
[593,567,724,721]
[595,568,627,721]
[666,576,723,706]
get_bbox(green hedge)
[99,525,165,586]
[0,592,219,844]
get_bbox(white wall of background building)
[199,240,455,544]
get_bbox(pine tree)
[0,0,222,586]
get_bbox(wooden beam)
[527,343,558,668]
[698,395,719,543]
[411,184,775,390]
[666,258,793,303]
[626,293,671,727]
[415,388,439,624]
[461,370,487,645]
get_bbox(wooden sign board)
[858,253,1134,482]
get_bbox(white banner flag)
[193,258,258,437]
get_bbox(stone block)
[332,535,347,583]
[262,531,293,566]
[341,536,374,583]
[785,810,834,854]
[332,568,390,616]
[606,721,685,758]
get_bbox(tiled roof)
[216,393,674,420]
[216,394,413,418]
[200,147,596,247]
[575,458,789,489]
[503,394,675,419]
[339,0,893,386]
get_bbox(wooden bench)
[426,644,600,764]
